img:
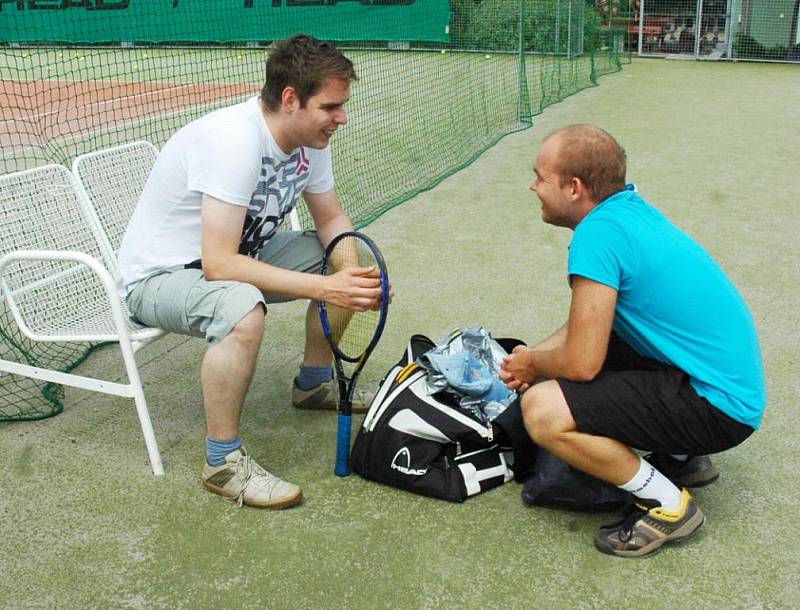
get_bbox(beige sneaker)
[291,378,373,414]
[202,448,303,509]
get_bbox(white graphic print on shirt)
[239,148,310,257]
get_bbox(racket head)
[319,231,389,363]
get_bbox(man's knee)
[228,304,265,349]
[520,381,574,445]
[203,282,266,347]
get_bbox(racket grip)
[334,413,352,477]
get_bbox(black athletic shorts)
[557,333,754,455]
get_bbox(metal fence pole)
[518,0,524,121]
[725,0,735,59]
[638,0,646,55]
[695,0,704,57]
[567,0,573,57]
[555,0,561,55]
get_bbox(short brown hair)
[261,34,357,111]
[547,125,627,203]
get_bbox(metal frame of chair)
[0,151,166,475]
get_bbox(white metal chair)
[289,202,302,231]
[71,141,170,351]
[72,141,159,266]
[0,162,165,475]
[72,139,304,234]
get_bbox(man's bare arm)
[501,276,617,389]
[303,188,353,248]
[532,324,568,351]
[304,188,394,304]
[200,194,380,310]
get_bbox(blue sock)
[206,436,242,467]
[296,364,333,391]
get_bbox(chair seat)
[30,312,166,344]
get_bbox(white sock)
[619,457,682,510]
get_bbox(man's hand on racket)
[360,265,394,310]
[322,265,384,311]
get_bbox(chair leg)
[131,379,165,476]
[118,341,164,476]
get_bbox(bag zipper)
[407,380,494,441]
[366,369,497,443]
[455,444,500,461]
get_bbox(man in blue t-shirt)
[500,125,766,558]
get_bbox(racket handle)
[334,412,352,477]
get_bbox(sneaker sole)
[677,469,720,488]
[203,482,304,509]
[594,510,706,558]
[645,454,720,489]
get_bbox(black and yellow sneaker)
[645,453,719,488]
[593,488,705,558]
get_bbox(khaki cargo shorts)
[127,230,324,346]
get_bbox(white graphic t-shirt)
[117,96,334,294]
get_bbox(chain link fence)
[596,0,800,62]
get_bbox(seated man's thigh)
[128,269,265,346]
[256,230,324,304]
[558,366,746,455]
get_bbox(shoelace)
[230,454,280,508]
[602,502,649,543]
[353,387,373,404]
[618,504,649,542]
[231,455,254,508]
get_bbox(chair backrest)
[72,141,158,273]
[0,164,113,338]
[289,206,302,231]
[72,140,308,237]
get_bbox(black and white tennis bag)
[351,334,526,502]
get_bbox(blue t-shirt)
[568,186,766,429]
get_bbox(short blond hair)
[547,125,627,203]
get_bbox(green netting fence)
[0,0,627,421]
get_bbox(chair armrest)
[0,249,133,343]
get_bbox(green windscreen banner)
[0,0,450,43]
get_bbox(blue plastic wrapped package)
[423,351,494,397]
[417,327,516,422]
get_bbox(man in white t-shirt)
[118,34,383,509]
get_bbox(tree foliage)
[449,0,604,54]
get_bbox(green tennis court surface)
[1,57,797,608]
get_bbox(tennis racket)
[319,231,389,477]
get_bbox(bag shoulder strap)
[398,334,436,367]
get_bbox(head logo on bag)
[390,447,428,476]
